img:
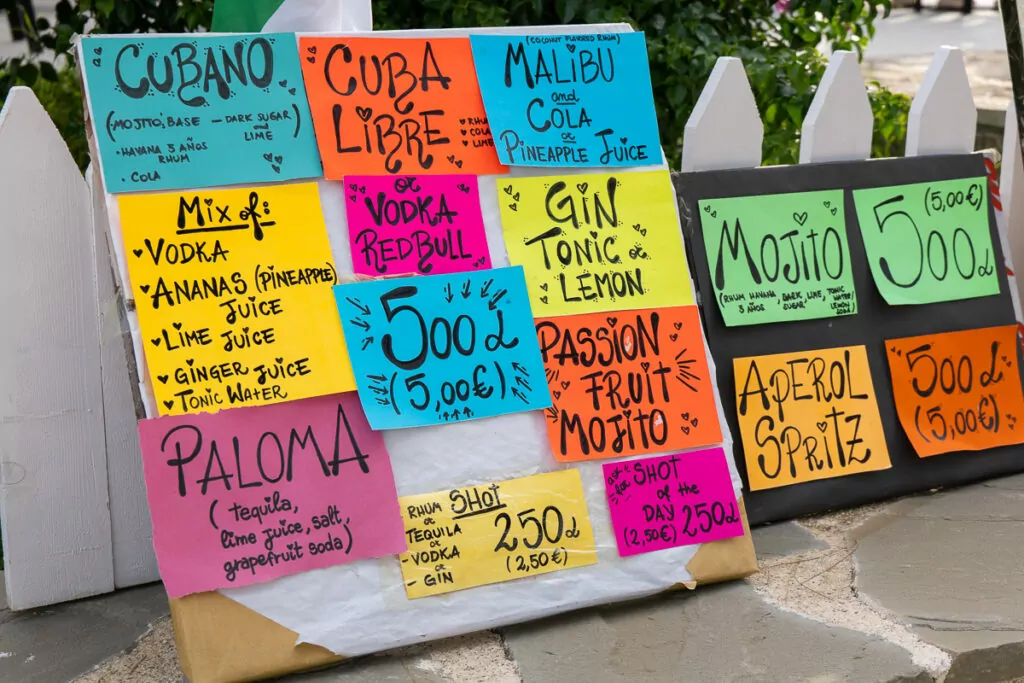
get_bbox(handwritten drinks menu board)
[119,182,355,415]
[603,448,744,557]
[469,33,661,168]
[886,326,1024,457]
[138,393,407,598]
[345,174,491,277]
[499,170,693,316]
[398,469,596,598]
[535,306,722,461]
[733,346,892,490]
[81,34,322,193]
[677,155,1024,525]
[299,36,506,177]
[333,267,550,429]
[852,177,999,305]
[698,190,858,326]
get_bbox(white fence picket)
[0,87,114,609]
[1000,103,1024,311]
[906,46,977,156]
[800,50,873,164]
[681,56,764,172]
[87,166,158,588]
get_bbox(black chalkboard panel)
[675,154,1024,525]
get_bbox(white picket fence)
[0,43,1016,610]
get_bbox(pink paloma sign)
[138,392,407,597]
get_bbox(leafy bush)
[0,0,909,171]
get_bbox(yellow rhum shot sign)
[398,469,597,599]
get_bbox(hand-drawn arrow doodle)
[488,289,507,311]
[461,280,472,299]
[361,336,374,350]
[512,362,530,377]
[346,297,370,316]
[351,318,370,331]
[444,283,454,303]
[480,278,494,297]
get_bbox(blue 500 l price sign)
[334,266,551,429]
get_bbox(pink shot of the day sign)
[137,392,407,598]
[603,447,744,557]
[345,174,492,277]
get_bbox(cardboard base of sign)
[168,499,755,683]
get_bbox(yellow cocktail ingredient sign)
[120,182,355,416]
[398,469,597,599]
[498,170,694,317]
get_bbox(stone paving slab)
[503,582,927,683]
[855,474,1024,681]
[0,582,169,683]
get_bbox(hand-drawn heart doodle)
[561,381,571,390]
[462,140,469,146]
[619,137,627,144]
[140,284,150,293]
[186,358,195,367]
[607,317,618,327]
[566,44,576,53]
[509,203,518,211]
[92,58,101,67]
[824,200,831,208]
[816,421,828,432]
[288,88,296,95]
[576,182,589,194]
[306,56,315,63]
[274,155,283,164]
[307,46,317,54]
[350,195,358,202]
[163,401,174,410]
[457,183,470,193]
[173,322,182,330]
[830,207,837,216]
[271,164,281,173]
[204,198,213,206]
[132,248,143,257]
[690,417,699,427]
[641,362,651,372]
[681,412,690,421]
[680,425,691,435]
[589,231,598,239]
[150,337,161,347]
[553,391,561,399]
[446,154,456,164]
[540,295,548,304]
[673,322,683,330]
[356,106,372,122]
[513,192,520,201]
[263,153,274,162]
[503,185,514,195]
[157,375,169,384]
[669,333,679,341]
[459,118,466,124]
[539,282,549,291]
[455,160,464,168]
[793,212,808,226]
[93,47,102,55]
[279,80,288,87]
